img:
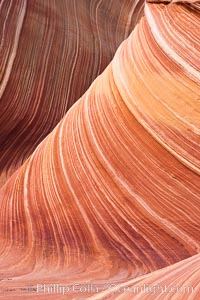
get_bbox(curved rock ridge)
[0,0,144,187]
[0,1,199,299]
[113,1,200,175]
[1,255,200,299]
[88,254,200,299]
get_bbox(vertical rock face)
[0,1,199,299]
[0,0,144,186]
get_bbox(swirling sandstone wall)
[0,0,144,187]
[0,0,199,299]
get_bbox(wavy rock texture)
[88,254,200,300]
[0,0,200,299]
[115,0,200,175]
[0,0,144,187]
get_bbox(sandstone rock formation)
[89,254,200,299]
[0,0,199,299]
[0,0,144,186]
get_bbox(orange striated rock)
[0,0,199,299]
[113,1,200,175]
[88,253,200,299]
[0,0,144,186]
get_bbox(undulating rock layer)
[0,0,199,299]
[0,0,144,187]
[88,254,200,300]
